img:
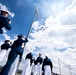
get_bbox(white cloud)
[0,1,76,75]
[23,0,76,74]
[2,33,11,40]
[65,0,76,9]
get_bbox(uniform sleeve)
[42,59,45,71]
[30,54,33,65]
[0,29,3,34]
[8,44,11,48]
[40,57,43,64]
[19,50,23,61]
[1,43,11,50]
[22,38,28,43]
[3,17,11,30]
[50,61,53,72]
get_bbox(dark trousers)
[0,51,18,75]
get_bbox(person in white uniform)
[33,53,43,75]
[8,35,28,75]
[42,54,53,75]
[22,52,33,75]
[0,40,11,62]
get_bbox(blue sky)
[0,0,76,75]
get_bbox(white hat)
[30,50,33,53]
[0,8,9,14]
[45,53,49,57]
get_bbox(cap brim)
[0,9,9,14]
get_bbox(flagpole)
[26,5,38,38]
[23,5,38,48]
[15,5,39,75]
[68,65,72,75]
[58,58,61,75]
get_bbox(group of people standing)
[21,53,53,75]
[33,53,53,75]
[0,7,53,75]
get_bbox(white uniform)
[8,55,19,75]
[0,49,7,62]
[33,63,42,75]
[33,64,37,75]
[44,65,52,75]
[22,59,32,75]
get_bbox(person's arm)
[50,61,53,72]
[3,17,11,30]
[21,38,28,44]
[24,38,28,42]
[1,43,11,50]
[42,64,44,71]
[42,59,45,71]
[19,50,23,62]
[0,29,3,34]
[40,57,43,64]
[0,15,4,33]
[30,54,33,65]
[7,44,12,49]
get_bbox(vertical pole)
[69,65,72,75]
[26,5,38,38]
[24,5,38,47]
[58,58,61,75]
